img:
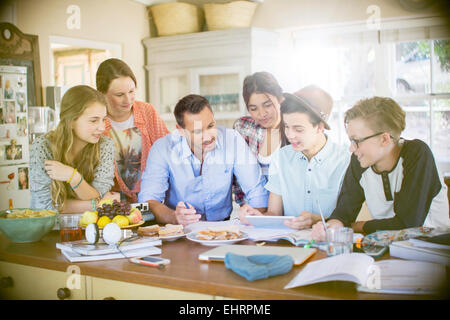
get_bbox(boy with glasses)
[312,97,449,241]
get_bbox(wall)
[185,0,448,30]
[3,0,447,104]
[5,0,150,102]
[251,0,447,30]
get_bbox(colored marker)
[304,240,315,248]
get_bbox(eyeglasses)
[349,132,390,148]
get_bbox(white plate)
[158,233,186,242]
[186,232,248,246]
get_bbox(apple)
[112,215,129,227]
[126,207,142,224]
[80,210,98,227]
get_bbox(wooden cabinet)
[0,261,87,300]
[90,277,213,300]
[142,27,281,130]
[0,261,216,300]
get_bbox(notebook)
[409,233,450,250]
[389,240,450,266]
[56,238,162,256]
[60,246,162,262]
[198,244,316,265]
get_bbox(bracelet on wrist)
[91,199,96,211]
[94,197,101,209]
[71,174,83,190]
[67,168,77,183]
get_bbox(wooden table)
[0,231,444,300]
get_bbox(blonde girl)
[30,85,117,213]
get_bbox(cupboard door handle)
[57,287,71,300]
[103,296,116,300]
[0,276,13,288]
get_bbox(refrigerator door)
[0,163,31,209]
[0,65,29,167]
[1,65,31,209]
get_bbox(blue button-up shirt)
[138,126,268,221]
[265,137,350,217]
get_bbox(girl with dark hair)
[232,71,286,205]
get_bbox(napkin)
[224,253,294,281]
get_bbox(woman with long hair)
[96,58,169,203]
[30,85,117,213]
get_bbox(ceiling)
[132,0,263,6]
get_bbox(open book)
[244,228,317,246]
[244,227,364,248]
[56,237,161,256]
[285,253,447,295]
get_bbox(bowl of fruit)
[79,199,144,229]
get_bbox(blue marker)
[183,202,190,209]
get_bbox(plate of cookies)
[186,225,248,246]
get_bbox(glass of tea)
[58,214,82,242]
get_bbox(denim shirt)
[265,137,350,217]
[138,126,268,221]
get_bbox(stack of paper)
[56,237,162,262]
[389,239,450,266]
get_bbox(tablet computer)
[199,244,316,265]
[245,215,295,229]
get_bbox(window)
[289,18,450,173]
[49,36,122,88]
[52,47,112,87]
[394,40,450,164]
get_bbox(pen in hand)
[316,200,328,235]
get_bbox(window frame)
[287,16,450,171]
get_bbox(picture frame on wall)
[18,167,29,190]
[5,139,22,160]
[4,100,15,123]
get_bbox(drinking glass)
[59,214,82,242]
[326,227,353,256]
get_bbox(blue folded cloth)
[224,253,294,281]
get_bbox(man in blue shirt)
[239,85,350,230]
[138,94,268,226]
